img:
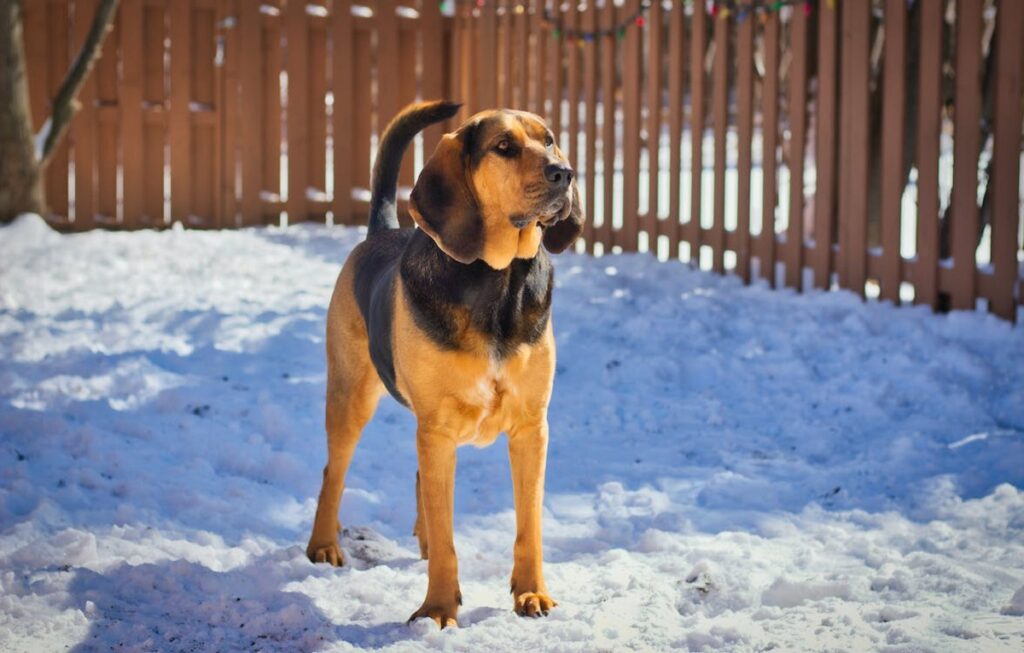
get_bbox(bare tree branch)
[37,0,119,168]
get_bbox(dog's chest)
[401,237,554,358]
[454,354,534,447]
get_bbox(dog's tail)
[368,100,462,237]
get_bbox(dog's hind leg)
[307,361,381,566]
[307,270,383,566]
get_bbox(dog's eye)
[494,139,517,157]
[544,134,554,148]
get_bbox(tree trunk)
[0,0,44,223]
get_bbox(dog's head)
[409,109,584,269]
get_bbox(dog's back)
[350,101,461,404]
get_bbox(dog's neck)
[400,229,553,358]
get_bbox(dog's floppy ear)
[409,131,482,264]
[542,179,584,254]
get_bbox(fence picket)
[646,0,661,251]
[813,1,839,289]
[949,0,983,310]
[600,0,616,250]
[879,0,906,303]
[760,14,779,286]
[621,0,641,252]
[262,3,283,223]
[735,6,752,282]
[192,3,217,225]
[71,0,97,230]
[583,0,598,251]
[785,8,807,289]
[915,0,943,309]
[169,1,191,225]
[711,9,727,273]
[687,0,705,264]
[991,0,1024,321]
[309,4,330,217]
[565,0,580,176]
[667,0,684,261]
[46,0,70,222]
[121,0,144,229]
[839,0,869,295]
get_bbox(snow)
[1,213,1022,652]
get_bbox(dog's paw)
[306,540,344,567]
[407,600,459,629]
[513,591,557,617]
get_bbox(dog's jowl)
[306,100,584,628]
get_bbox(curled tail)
[368,100,462,237]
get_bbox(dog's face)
[409,110,585,269]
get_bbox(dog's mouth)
[512,196,569,230]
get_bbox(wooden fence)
[22,0,451,230]
[21,0,1024,321]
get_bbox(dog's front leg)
[507,419,557,617]
[408,430,461,628]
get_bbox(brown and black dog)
[305,100,584,628]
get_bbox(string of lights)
[442,1,835,43]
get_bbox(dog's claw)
[408,603,459,629]
[513,591,557,618]
[306,541,344,567]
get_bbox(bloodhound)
[305,100,584,628]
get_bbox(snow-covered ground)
[1,214,1022,652]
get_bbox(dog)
[305,100,584,628]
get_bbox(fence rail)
[21,0,1024,322]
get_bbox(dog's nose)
[544,163,574,187]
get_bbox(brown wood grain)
[813,0,838,289]
[735,7,752,282]
[785,8,807,289]
[645,0,661,250]
[990,0,1024,321]
[169,0,191,225]
[760,14,779,286]
[583,0,597,250]
[949,0,983,310]
[71,0,97,229]
[879,0,906,303]
[621,0,641,252]
[915,0,943,308]
[688,0,705,264]
[711,9,727,273]
[121,0,144,228]
[667,0,684,260]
